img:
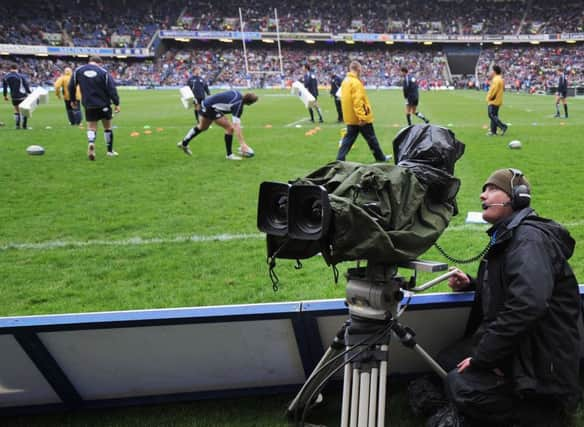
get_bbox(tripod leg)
[341,363,352,427]
[368,366,378,427]
[350,367,360,427]
[358,371,371,427]
[377,344,389,427]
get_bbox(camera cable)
[433,231,496,264]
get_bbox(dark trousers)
[336,123,386,162]
[334,98,343,122]
[488,104,506,134]
[65,100,82,125]
[447,368,569,427]
[439,338,571,427]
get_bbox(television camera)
[257,124,465,426]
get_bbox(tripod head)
[344,260,451,321]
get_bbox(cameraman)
[438,169,581,427]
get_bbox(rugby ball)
[26,145,45,155]
[508,140,522,149]
[238,146,255,158]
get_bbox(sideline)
[284,117,310,127]
[3,220,584,252]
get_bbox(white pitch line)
[285,117,310,127]
[3,219,584,252]
[0,233,264,252]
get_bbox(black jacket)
[303,72,318,97]
[187,75,210,100]
[403,74,419,100]
[69,63,119,108]
[466,208,581,399]
[3,71,31,101]
[330,75,342,96]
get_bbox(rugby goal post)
[238,7,285,88]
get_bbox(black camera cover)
[288,124,465,265]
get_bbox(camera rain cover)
[292,124,465,265]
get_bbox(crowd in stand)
[524,0,584,35]
[0,0,182,48]
[178,0,583,36]
[1,0,584,49]
[155,45,448,87]
[0,44,448,88]
[476,45,584,92]
[3,42,584,92]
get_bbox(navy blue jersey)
[403,74,419,100]
[330,75,342,96]
[303,72,319,97]
[558,73,568,93]
[2,71,31,101]
[69,63,119,108]
[187,75,210,100]
[202,90,245,119]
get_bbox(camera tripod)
[287,261,456,427]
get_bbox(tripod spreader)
[388,316,448,380]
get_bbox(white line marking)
[3,219,584,252]
[285,117,310,127]
[0,233,264,251]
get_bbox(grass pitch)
[2,88,584,425]
[1,88,584,316]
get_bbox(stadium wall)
[1,287,583,416]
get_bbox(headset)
[509,168,531,210]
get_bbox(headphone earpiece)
[509,169,531,210]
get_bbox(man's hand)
[114,105,120,113]
[448,269,471,291]
[457,357,472,373]
[457,357,505,377]
[358,120,366,126]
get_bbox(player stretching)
[401,67,429,126]
[178,90,258,160]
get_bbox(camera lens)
[297,198,323,234]
[268,194,288,230]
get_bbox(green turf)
[2,88,584,425]
[1,88,584,316]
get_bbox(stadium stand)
[1,0,584,48]
[2,42,584,92]
[0,0,583,93]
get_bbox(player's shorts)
[200,104,224,120]
[85,106,113,121]
[11,98,25,107]
[406,97,419,107]
[556,91,567,99]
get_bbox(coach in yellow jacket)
[336,61,390,162]
[54,67,82,125]
[486,65,507,136]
